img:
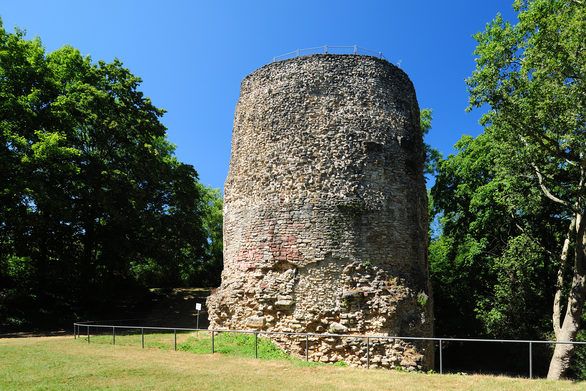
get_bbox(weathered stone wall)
[207,54,433,370]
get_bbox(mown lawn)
[78,330,294,360]
[0,335,583,390]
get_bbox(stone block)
[246,316,265,329]
[329,322,348,334]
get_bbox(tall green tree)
[431,133,560,339]
[466,0,586,378]
[0,22,211,328]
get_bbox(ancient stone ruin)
[206,54,433,370]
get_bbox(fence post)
[529,342,533,379]
[439,339,443,374]
[73,324,76,339]
[325,45,328,54]
[305,335,309,361]
[366,337,370,369]
[354,45,357,55]
[212,331,215,354]
[141,328,144,348]
[255,333,258,359]
[174,329,177,351]
[297,49,300,57]
[113,326,115,345]
[87,326,90,344]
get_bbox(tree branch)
[501,107,582,166]
[530,162,572,208]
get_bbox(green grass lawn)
[1,335,584,390]
[76,330,295,360]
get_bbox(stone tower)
[207,54,433,370]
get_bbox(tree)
[195,183,223,287]
[466,0,586,379]
[420,108,442,178]
[431,133,559,338]
[0,21,210,328]
[127,182,223,288]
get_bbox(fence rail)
[272,45,385,62]
[73,321,586,379]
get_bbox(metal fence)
[73,321,586,379]
[272,45,385,62]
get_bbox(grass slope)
[0,336,583,391]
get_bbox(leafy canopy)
[0,21,223,328]
[435,0,586,378]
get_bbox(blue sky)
[1,1,518,190]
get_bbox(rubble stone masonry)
[207,54,433,370]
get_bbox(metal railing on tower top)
[273,45,385,62]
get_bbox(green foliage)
[416,292,428,308]
[0,21,223,329]
[432,0,586,378]
[466,0,586,225]
[430,132,559,340]
[475,235,553,336]
[420,108,442,177]
[195,183,223,287]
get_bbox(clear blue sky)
[1,1,518,190]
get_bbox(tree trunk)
[547,281,585,379]
[552,218,576,339]
[547,213,586,379]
